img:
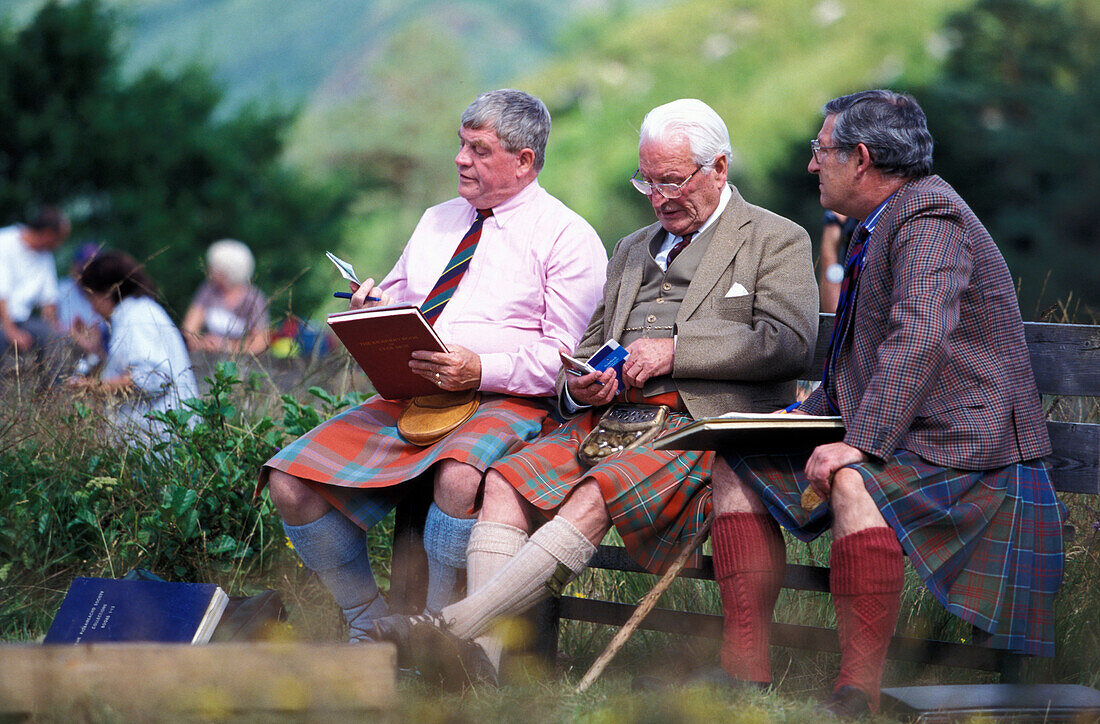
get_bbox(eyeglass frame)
[810,139,853,164]
[629,163,709,199]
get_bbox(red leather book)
[327,305,447,400]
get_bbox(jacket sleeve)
[845,198,973,459]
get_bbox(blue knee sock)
[423,503,477,614]
[283,509,389,639]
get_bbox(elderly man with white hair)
[373,98,819,686]
[182,238,270,354]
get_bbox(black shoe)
[376,613,498,690]
[825,685,873,719]
[371,613,426,647]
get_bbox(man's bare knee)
[433,460,482,518]
[831,467,887,538]
[480,470,531,531]
[711,456,767,515]
[558,479,611,545]
[267,470,330,525]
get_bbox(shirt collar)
[477,178,541,228]
[858,191,896,237]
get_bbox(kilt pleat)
[261,394,550,530]
[491,409,713,573]
[725,448,1063,656]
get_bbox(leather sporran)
[397,390,480,446]
[577,403,669,467]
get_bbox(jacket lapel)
[679,188,748,320]
[609,226,657,336]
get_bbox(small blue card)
[587,340,629,386]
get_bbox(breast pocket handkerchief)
[725,282,750,298]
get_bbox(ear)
[852,143,875,177]
[515,148,536,177]
[712,153,729,184]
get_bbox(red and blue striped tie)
[421,208,492,324]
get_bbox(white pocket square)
[725,282,750,298]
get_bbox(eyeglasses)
[810,139,850,164]
[630,164,706,199]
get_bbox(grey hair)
[207,238,255,285]
[823,90,933,178]
[461,89,551,171]
[639,98,733,169]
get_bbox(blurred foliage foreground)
[2,357,1099,717]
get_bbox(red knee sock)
[711,512,786,684]
[830,526,904,711]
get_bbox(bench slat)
[559,596,1006,672]
[807,318,1100,398]
[1047,421,1100,494]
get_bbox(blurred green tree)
[761,0,1099,318]
[918,0,1100,317]
[0,0,350,318]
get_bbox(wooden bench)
[389,314,1099,680]
[540,314,1100,681]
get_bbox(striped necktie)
[666,232,694,267]
[421,208,492,324]
[821,223,871,414]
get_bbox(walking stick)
[574,514,713,693]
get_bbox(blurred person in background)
[56,242,104,332]
[182,238,269,354]
[70,249,198,443]
[817,209,858,313]
[0,206,69,354]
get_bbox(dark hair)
[25,205,69,233]
[824,90,933,178]
[462,89,551,171]
[78,250,157,302]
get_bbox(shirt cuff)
[561,385,588,414]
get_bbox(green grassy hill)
[10,0,1091,316]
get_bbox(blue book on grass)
[43,577,229,644]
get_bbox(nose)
[808,154,820,174]
[456,145,470,167]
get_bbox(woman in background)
[182,239,269,354]
[71,250,198,442]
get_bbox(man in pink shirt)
[261,89,607,643]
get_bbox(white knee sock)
[441,516,595,641]
[466,521,529,669]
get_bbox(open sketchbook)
[654,412,844,452]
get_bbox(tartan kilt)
[491,409,713,574]
[723,448,1065,657]
[261,394,550,531]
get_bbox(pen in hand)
[333,291,381,301]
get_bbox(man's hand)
[566,365,618,407]
[350,278,395,310]
[410,344,481,391]
[3,324,33,351]
[621,337,674,389]
[804,441,868,502]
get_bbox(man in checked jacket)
[710,89,1064,717]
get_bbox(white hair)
[206,238,255,285]
[639,98,733,167]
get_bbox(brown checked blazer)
[801,175,1051,469]
[558,186,819,419]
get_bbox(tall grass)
[2,307,1098,717]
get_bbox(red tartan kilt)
[491,409,713,573]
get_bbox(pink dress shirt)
[380,180,607,397]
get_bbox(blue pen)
[333,291,381,301]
